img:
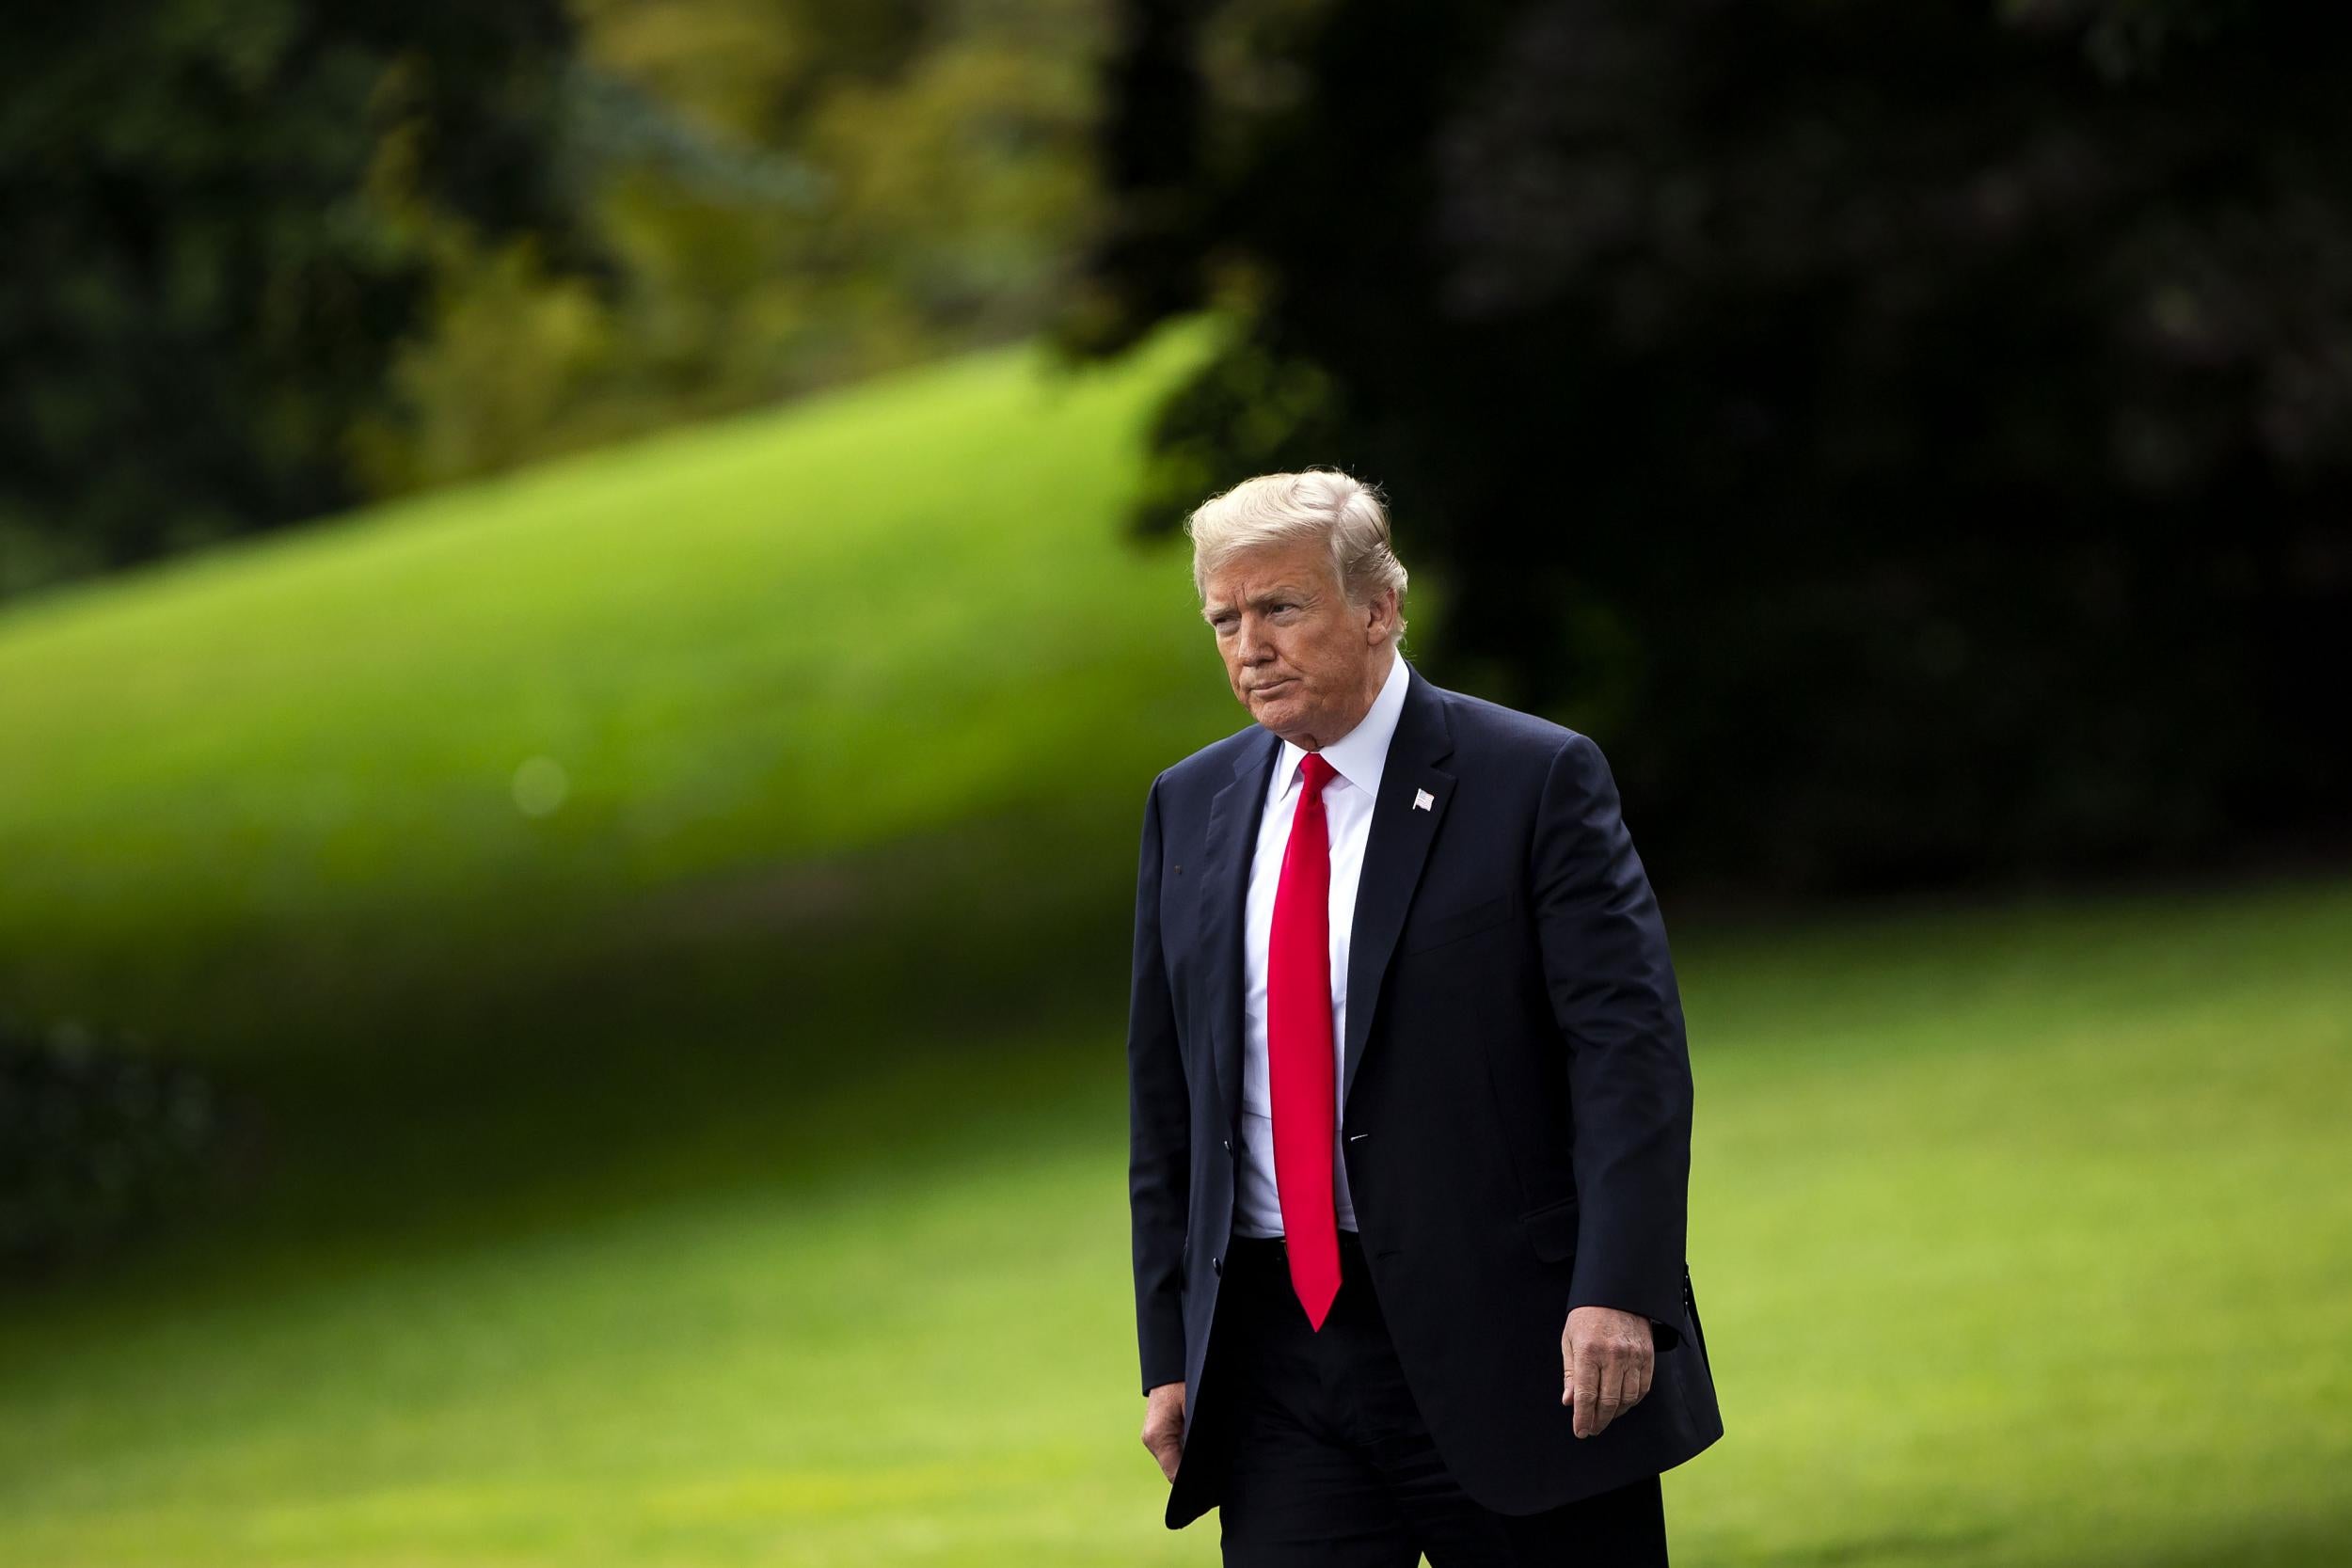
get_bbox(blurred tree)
[2,1,1114,594]
[1071,0,2352,893]
[360,0,1111,492]
[0,0,585,598]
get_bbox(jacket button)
[1221,1137,1232,1153]
[1213,1256,1222,1276]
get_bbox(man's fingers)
[1562,1308,1659,1438]
[1140,1383,1187,1481]
[1572,1341,1602,1437]
[1574,1338,1654,1437]
[1597,1355,1628,1435]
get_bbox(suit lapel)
[1200,726,1280,1142]
[1342,664,1455,1111]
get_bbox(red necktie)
[1269,750,1342,1329]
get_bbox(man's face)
[1200,536,1396,749]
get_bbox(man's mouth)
[1252,679,1295,696]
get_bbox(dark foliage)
[0,1014,248,1278]
[1071,0,2352,893]
[0,0,586,594]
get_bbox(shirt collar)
[1275,647,1410,801]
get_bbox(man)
[1126,470,1722,1564]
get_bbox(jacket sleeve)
[1530,731,1692,1348]
[1128,773,1190,1393]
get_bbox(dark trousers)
[1190,1229,1668,1567]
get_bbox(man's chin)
[1249,690,1296,721]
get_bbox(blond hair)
[1184,468,1409,645]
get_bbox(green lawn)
[0,329,2346,1566]
[0,318,1246,1069]
[1,880,2344,1567]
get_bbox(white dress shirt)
[1234,646,1412,1238]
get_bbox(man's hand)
[1561,1305,1654,1438]
[1141,1382,1187,1481]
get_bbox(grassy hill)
[0,320,1253,1255]
[0,329,2346,1567]
[0,318,1241,1068]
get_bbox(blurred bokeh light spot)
[511,756,571,819]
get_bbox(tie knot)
[1300,751,1338,794]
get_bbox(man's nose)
[1235,616,1271,663]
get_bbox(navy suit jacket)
[1127,658,1724,1527]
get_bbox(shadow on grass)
[0,802,1141,1322]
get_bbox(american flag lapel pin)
[1413,788,1435,812]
